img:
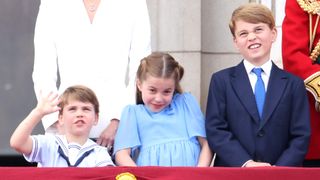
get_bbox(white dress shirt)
[243,59,272,93]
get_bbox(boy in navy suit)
[205,3,310,167]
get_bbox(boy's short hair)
[58,85,99,115]
[229,3,275,37]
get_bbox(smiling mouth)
[152,104,164,109]
[248,44,261,49]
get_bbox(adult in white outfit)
[32,0,151,148]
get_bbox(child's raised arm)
[10,92,60,155]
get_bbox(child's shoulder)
[212,66,236,77]
[123,103,145,109]
[172,93,203,116]
[33,133,56,141]
[173,92,199,106]
[86,140,115,166]
[77,138,109,154]
[122,104,146,114]
[174,92,195,99]
[280,68,304,81]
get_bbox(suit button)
[258,130,265,137]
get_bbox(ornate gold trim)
[297,0,320,63]
[310,40,320,61]
[297,0,320,14]
[305,71,320,111]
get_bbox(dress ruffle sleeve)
[180,93,206,139]
[113,105,141,156]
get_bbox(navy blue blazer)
[205,61,310,167]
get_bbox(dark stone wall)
[0,0,43,164]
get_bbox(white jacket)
[32,0,151,137]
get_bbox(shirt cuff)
[242,160,253,167]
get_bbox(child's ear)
[93,114,99,125]
[271,27,277,42]
[233,37,240,50]
[136,79,142,91]
[58,114,64,125]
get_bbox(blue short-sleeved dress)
[114,92,206,166]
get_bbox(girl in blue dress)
[114,52,212,166]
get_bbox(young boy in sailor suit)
[10,85,114,167]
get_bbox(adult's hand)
[96,119,119,150]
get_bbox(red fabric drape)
[1,166,320,180]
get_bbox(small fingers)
[47,92,59,102]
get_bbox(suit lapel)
[260,63,288,129]
[231,61,261,124]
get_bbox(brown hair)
[229,3,275,37]
[58,85,99,115]
[136,52,184,104]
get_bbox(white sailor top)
[24,134,114,167]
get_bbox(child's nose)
[248,32,257,41]
[154,93,163,102]
[76,110,84,117]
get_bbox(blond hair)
[229,3,275,37]
[58,85,99,115]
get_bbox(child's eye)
[164,90,173,95]
[68,107,76,111]
[239,32,248,37]
[255,28,263,33]
[83,107,92,111]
